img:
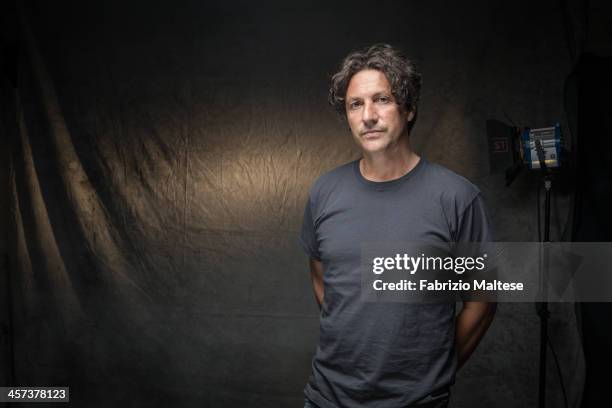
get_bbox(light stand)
[535,140,551,408]
[489,121,566,407]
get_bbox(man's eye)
[376,96,390,103]
[348,101,362,110]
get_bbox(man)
[299,44,496,408]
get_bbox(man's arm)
[309,258,324,308]
[455,301,496,369]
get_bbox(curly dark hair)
[329,44,422,120]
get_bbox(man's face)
[345,69,414,154]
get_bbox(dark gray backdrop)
[2,0,608,406]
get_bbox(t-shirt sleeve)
[456,193,497,301]
[298,195,321,261]
[455,193,493,243]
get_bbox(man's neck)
[359,142,420,182]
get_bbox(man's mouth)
[362,130,385,137]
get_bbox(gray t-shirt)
[299,157,491,408]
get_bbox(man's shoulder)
[419,159,482,208]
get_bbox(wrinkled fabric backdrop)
[0,0,594,407]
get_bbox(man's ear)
[406,109,415,122]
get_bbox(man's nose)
[362,102,378,127]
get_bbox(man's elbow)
[467,301,497,321]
